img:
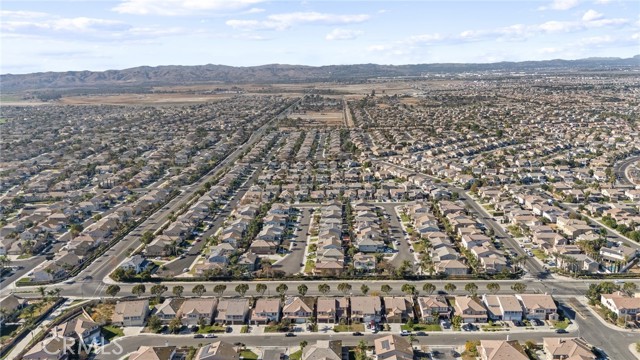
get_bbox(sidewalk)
[574,295,638,333]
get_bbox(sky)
[1,0,639,74]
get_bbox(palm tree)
[260,258,273,278]
[192,284,206,297]
[419,256,435,276]
[444,283,457,294]
[297,284,308,296]
[422,283,436,295]
[256,283,268,296]
[486,283,500,295]
[37,286,47,299]
[360,284,370,295]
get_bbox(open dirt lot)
[290,111,344,127]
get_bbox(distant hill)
[2,56,638,93]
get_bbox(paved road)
[376,160,546,277]
[274,208,312,275]
[9,277,640,299]
[95,325,637,360]
[378,203,414,269]
[0,256,45,291]
[556,297,638,360]
[159,164,265,276]
[613,155,640,185]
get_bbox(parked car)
[285,332,296,337]
[204,334,216,338]
[193,334,204,338]
[352,331,363,336]
[555,329,568,334]
[400,330,410,336]
[415,331,427,336]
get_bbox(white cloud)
[538,47,564,54]
[0,10,49,19]
[246,8,265,14]
[579,35,612,45]
[407,33,444,44]
[325,28,363,41]
[582,9,603,21]
[112,0,263,16]
[538,20,580,32]
[226,11,370,31]
[594,0,613,4]
[538,0,579,10]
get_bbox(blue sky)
[1,0,638,74]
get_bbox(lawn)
[401,323,442,331]
[304,260,315,273]
[507,225,524,238]
[532,249,549,260]
[552,319,570,330]
[239,350,259,360]
[400,214,411,223]
[102,325,124,341]
[197,325,226,333]
[289,350,302,360]
[412,241,426,254]
[333,324,364,332]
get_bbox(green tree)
[355,340,369,360]
[360,284,370,295]
[337,283,352,295]
[235,284,249,297]
[511,282,527,293]
[622,282,638,297]
[37,286,47,299]
[106,285,121,298]
[213,284,227,297]
[465,283,478,297]
[401,284,416,296]
[299,340,308,352]
[169,316,182,334]
[151,284,168,301]
[173,285,184,298]
[132,284,146,297]
[276,283,288,296]
[422,283,436,295]
[147,315,162,333]
[381,284,392,295]
[297,284,308,296]
[318,283,330,295]
[192,284,206,297]
[444,283,457,294]
[256,283,268,296]
[140,230,155,244]
[486,283,500,295]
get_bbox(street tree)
[132,284,146,297]
[151,284,168,301]
[276,283,288,296]
[256,283,268,296]
[510,283,527,293]
[337,283,352,295]
[465,283,478,297]
[422,283,436,295]
[401,284,416,296]
[192,284,206,297]
[106,285,121,298]
[360,284,370,295]
[444,283,457,293]
[213,284,227,297]
[173,285,184,298]
[235,284,249,297]
[318,284,330,295]
[297,284,308,296]
[486,283,500,295]
[381,284,392,295]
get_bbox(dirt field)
[289,111,344,127]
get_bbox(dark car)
[555,329,568,334]
[193,334,204,338]
[415,331,427,336]
[352,331,363,336]
[285,332,296,337]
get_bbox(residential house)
[155,298,185,323]
[282,297,314,324]
[112,300,149,327]
[52,315,101,344]
[373,334,413,360]
[383,296,413,323]
[195,341,239,360]
[23,336,75,360]
[302,340,342,360]
[215,299,250,325]
[129,346,177,360]
[454,296,487,323]
[351,296,383,324]
[542,337,596,360]
[481,295,523,321]
[316,297,349,324]
[600,291,640,322]
[478,340,528,360]
[179,298,218,326]
[251,298,281,325]
[516,294,558,320]
[436,260,469,276]
[120,254,150,274]
[417,296,450,322]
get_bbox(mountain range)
[2,56,638,93]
